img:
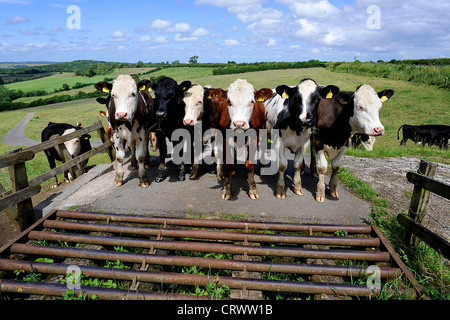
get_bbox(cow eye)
[251,100,255,105]
[227,99,231,106]
[358,106,365,111]
[197,101,202,106]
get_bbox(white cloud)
[140,35,151,42]
[174,33,197,42]
[151,19,173,30]
[168,22,191,33]
[192,28,209,37]
[266,38,276,47]
[194,0,263,7]
[154,36,169,43]
[110,31,133,42]
[223,39,240,46]
[5,16,29,24]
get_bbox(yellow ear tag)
[102,87,110,93]
[208,95,212,99]
[282,90,289,99]
[257,97,265,102]
[139,85,146,91]
[380,96,388,102]
[326,90,333,99]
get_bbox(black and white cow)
[264,79,339,199]
[311,85,394,202]
[41,122,92,188]
[94,75,154,188]
[150,77,191,182]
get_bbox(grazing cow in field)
[94,75,154,188]
[311,85,394,202]
[398,124,450,149]
[41,122,92,188]
[219,79,272,200]
[150,77,191,182]
[351,133,376,151]
[265,79,339,199]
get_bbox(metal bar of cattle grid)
[43,219,380,247]
[9,244,401,279]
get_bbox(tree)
[0,76,4,85]
[189,56,199,64]
[136,61,144,68]
[62,83,70,91]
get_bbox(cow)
[311,84,394,202]
[351,133,376,151]
[94,75,154,188]
[264,79,340,199]
[182,84,221,180]
[398,124,450,149]
[41,122,92,188]
[218,79,272,200]
[149,77,192,182]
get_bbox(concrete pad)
[59,152,373,225]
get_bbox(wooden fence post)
[51,134,81,182]
[7,149,36,231]
[445,77,448,89]
[96,124,115,162]
[403,160,437,246]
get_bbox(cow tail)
[397,125,405,140]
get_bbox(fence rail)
[0,121,114,231]
[397,160,450,260]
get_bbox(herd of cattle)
[39,74,448,203]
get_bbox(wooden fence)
[397,160,450,260]
[0,121,115,232]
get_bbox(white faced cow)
[311,84,394,202]
[94,75,154,188]
[265,79,339,199]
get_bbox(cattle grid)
[0,209,423,300]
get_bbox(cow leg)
[292,142,309,196]
[130,144,138,171]
[44,151,59,188]
[144,130,151,168]
[246,159,258,200]
[213,138,224,181]
[276,142,287,199]
[135,135,150,188]
[155,132,168,183]
[310,143,318,177]
[222,164,233,200]
[315,149,328,202]
[114,144,125,187]
[329,148,346,198]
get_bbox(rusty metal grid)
[0,209,423,300]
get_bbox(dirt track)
[343,156,450,241]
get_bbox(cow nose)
[373,127,385,136]
[157,111,166,118]
[233,121,247,130]
[301,119,314,127]
[116,112,128,120]
[184,119,194,126]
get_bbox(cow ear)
[321,85,340,99]
[94,81,112,93]
[96,97,108,105]
[337,91,354,104]
[179,81,192,93]
[138,79,153,92]
[276,85,294,99]
[378,89,394,103]
[255,88,273,102]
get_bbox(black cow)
[41,122,92,188]
[398,124,450,149]
[150,77,191,182]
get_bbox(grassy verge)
[337,168,450,300]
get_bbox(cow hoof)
[315,194,325,202]
[178,172,186,181]
[222,193,231,200]
[276,193,286,199]
[114,181,123,187]
[330,190,339,198]
[249,191,259,200]
[294,188,304,196]
[189,173,198,180]
[140,182,149,188]
[52,184,58,189]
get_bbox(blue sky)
[0,0,449,63]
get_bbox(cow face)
[94,75,151,122]
[151,77,191,119]
[349,85,394,136]
[276,79,339,128]
[226,79,257,130]
[183,84,205,126]
[62,128,81,158]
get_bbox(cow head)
[94,75,152,122]
[344,85,394,136]
[183,84,206,126]
[225,79,270,131]
[276,79,339,128]
[151,77,191,120]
